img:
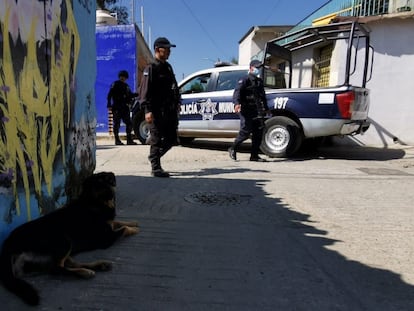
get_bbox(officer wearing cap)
[138,37,181,177]
[228,59,269,161]
[107,70,138,145]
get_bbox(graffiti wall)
[0,0,96,243]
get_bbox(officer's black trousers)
[147,117,178,171]
[233,113,263,157]
[112,108,133,138]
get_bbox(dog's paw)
[125,226,139,236]
[77,268,96,279]
[130,221,139,227]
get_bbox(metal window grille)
[314,45,334,87]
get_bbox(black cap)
[154,37,176,49]
[249,59,262,68]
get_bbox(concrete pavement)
[1,137,414,310]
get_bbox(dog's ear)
[83,172,116,187]
[80,179,115,204]
[90,172,116,187]
[79,172,116,207]
[107,172,116,187]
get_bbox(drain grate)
[358,167,411,176]
[184,191,251,206]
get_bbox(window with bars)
[313,44,334,88]
[347,0,390,16]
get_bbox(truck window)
[215,70,246,91]
[180,73,211,94]
[263,44,291,89]
[263,64,288,89]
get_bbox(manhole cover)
[358,167,411,176]
[184,191,251,205]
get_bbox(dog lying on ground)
[0,172,138,306]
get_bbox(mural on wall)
[0,0,88,225]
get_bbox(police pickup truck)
[133,21,372,157]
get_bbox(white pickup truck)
[133,21,373,157]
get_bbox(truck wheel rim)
[265,126,290,151]
[139,121,149,139]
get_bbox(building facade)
[238,26,294,65]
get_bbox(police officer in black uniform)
[228,59,269,162]
[138,37,181,177]
[107,70,138,145]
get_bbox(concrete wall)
[239,26,293,66]
[358,15,414,147]
[0,0,97,244]
[239,32,254,66]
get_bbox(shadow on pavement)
[1,172,413,310]
[184,139,407,161]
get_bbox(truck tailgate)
[351,87,370,120]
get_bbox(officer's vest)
[244,75,262,108]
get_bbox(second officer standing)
[107,70,138,145]
[228,59,269,161]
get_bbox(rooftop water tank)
[96,9,117,26]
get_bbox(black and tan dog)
[0,172,138,306]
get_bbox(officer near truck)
[228,59,269,162]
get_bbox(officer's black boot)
[126,134,137,145]
[250,154,266,162]
[150,158,169,178]
[114,133,124,145]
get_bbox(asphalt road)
[1,138,414,310]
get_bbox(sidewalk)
[1,138,414,310]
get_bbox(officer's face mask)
[251,67,260,77]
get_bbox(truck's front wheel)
[261,116,303,158]
[132,110,149,144]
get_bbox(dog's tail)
[0,249,40,306]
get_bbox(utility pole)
[141,6,144,33]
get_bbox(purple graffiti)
[1,85,10,92]
[62,24,68,34]
[0,168,14,187]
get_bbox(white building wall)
[359,17,414,147]
[290,49,315,88]
[239,26,294,66]
[239,32,254,66]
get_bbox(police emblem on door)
[199,98,218,120]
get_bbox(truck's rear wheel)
[261,116,303,158]
[132,110,149,144]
